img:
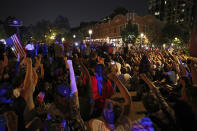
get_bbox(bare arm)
[40,64,44,78]
[107,72,132,119]
[23,58,33,97]
[140,74,175,120]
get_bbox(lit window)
[154,12,160,15]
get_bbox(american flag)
[5,34,26,57]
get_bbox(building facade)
[84,13,158,45]
[148,0,195,29]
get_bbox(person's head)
[142,93,160,114]
[91,51,98,60]
[54,83,70,112]
[103,99,123,125]
[139,55,150,73]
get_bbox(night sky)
[0,0,148,27]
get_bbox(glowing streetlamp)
[140,33,144,48]
[163,44,166,49]
[61,37,65,42]
[89,29,93,44]
[89,29,92,35]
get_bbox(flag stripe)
[11,34,25,57]
[6,34,25,58]
[12,35,23,56]
[11,36,22,57]
[12,35,24,57]
[13,35,25,56]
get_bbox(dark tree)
[121,20,138,45]
[162,23,190,45]
[110,7,128,19]
[30,20,51,42]
[53,15,70,41]
[20,26,32,45]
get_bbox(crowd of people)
[0,37,197,131]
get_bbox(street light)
[89,29,93,44]
[163,44,166,49]
[61,37,65,42]
[140,33,144,48]
[73,34,76,38]
[89,29,92,35]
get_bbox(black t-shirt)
[173,99,197,131]
[13,96,26,131]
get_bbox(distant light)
[11,47,15,51]
[50,36,55,40]
[13,20,18,25]
[25,43,34,51]
[171,43,174,46]
[0,39,6,45]
[152,44,154,47]
[89,29,93,35]
[73,35,76,38]
[141,33,144,37]
[155,12,160,16]
[175,37,178,40]
[146,47,148,50]
[61,37,65,42]
[75,42,79,46]
[163,44,166,48]
[165,1,167,4]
